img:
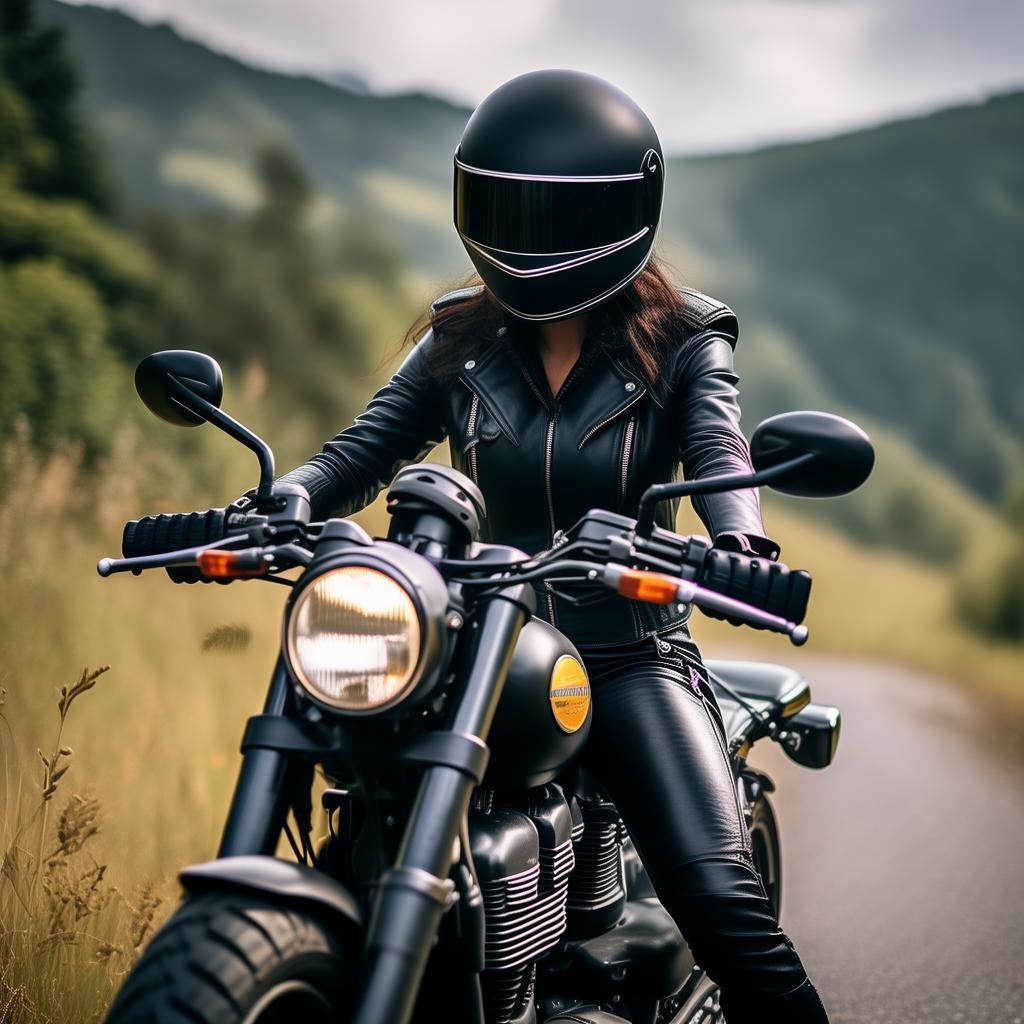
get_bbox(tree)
[138,143,364,432]
[0,0,147,459]
[0,258,124,454]
[0,0,111,210]
[249,143,313,243]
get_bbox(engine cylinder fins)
[480,840,575,970]
[482,862,542,912]
[569,795,585,843]
[540,841,575,890]
[470,786,578,1022]
[565,802,628,938]
[479,962,535,1024]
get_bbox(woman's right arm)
[275,330,448,520]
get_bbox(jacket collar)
[459,328,647,449]
[457,330,521,445]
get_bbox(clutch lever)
[603,565,809,646]
[680,579,808,646]
[96,533,251,577]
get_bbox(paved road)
[741,655,1024,1023]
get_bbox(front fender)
[180,855,363,939]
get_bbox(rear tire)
[105,892,357,1024]
[748,792,782,915]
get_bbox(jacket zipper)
[518,354,591,627]
[543,412,557,623]
[466,393,480,485]
[620,415,636,505]
[543,413,557,536]
[578,389,645,449]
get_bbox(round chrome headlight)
[286,565,423,712]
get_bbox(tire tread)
[105,892,352,1023]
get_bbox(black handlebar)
[110,506,812,637]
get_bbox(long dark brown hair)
[398,254,688,395]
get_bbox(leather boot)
[720,978,830,1023]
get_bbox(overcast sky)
[65,0,1024,154]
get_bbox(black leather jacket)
[279,285,777,648]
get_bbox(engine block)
[469,786,575,1023]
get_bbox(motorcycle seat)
[704,660,811,740]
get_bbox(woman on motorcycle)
[232,70,830,1022]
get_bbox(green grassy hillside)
[662,94,1024,505]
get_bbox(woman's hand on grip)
[700,540,811,628]
[120,497,253,583]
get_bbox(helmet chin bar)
[460,228,650,279]
[482,250,657,323]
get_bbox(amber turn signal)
[197,548,268,578]
[615,569,681,604]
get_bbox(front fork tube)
[353,590,531,1024]
[218,656,293,858]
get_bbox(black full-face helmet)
[454,69,664,322]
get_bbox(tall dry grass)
[1,665,165,1022]
[0,431,288,1022]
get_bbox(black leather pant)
[575,626,829,1024]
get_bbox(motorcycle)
[98,349,873,1024]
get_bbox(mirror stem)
[166,379,275,498]
[634,453,815,538]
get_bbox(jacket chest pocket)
[575,383,648,508]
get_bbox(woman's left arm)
[673,332,780,559]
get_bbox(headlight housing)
[286,564,425,712]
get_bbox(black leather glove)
[711,531,780,561]
[700,538,811,628]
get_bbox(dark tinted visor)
[455,162,651,254]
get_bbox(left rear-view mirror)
[135,350,224,427]
[750,411,874,498]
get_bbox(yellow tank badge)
[549,655,591,734]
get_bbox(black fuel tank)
[485,617,592,790]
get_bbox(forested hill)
[39,0,1024,534]
[664,93,1024,506]
[38,0,471,272]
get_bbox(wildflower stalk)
[30,667,109,895]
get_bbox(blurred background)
[0,0,1021,1020]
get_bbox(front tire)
[105,893,357,1024]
